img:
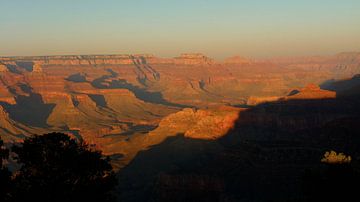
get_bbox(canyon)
[1,52,360,201]
[0,52,359,148]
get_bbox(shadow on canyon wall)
[4,64,22,74]
[0,84,55,128]
[66,73,88,83]
[15,62,34,72]
[91,68,189,108]
[4,62,34,74]
[116,76,360,202]
[321,74,360,97]
[65,69,187,108]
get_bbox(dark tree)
[0,137,11,201]
[11,132,117,202]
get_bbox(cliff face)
[0,52,359,155]
[152,106,241,140]
[246,84,336,105]
[0,78,16,104]
[0,64,8,72]
[115,81,360,202]
[3,51,357,201]
[0,53,214,67]
[285,84,336,100]
[174,53,215,65]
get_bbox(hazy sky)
[1,0,360,59]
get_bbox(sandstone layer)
[0,52,359,157]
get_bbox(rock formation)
[32,63,43,72]
[285,83,336,100]
[174,53,215,65]
[0,63,8,72]
[0,51,358,156]
[246,96,281,106]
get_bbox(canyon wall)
[0,52,359,154]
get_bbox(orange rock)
[0,64,8,72]
[286,84,336,100]
[152,106,241,140]
[0,52,358,153]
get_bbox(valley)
[1,52,360,201]
[1,52,359,150]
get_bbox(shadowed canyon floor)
[117,77,360,201]
[1,52,360,201]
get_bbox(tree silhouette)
[10,132,117,202]
[0,137,11,201]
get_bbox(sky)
[0,0,360,59]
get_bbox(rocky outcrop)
[32,63,43,72]
[174,53,215,65]
[152,106,241,140]
[0,53,215,66]
[247,96,281,106]
[0,52,358,154]
[0,63,8,72]
[246,84,336,105]
[0,105,48,141]
[285,84,336,100]
[0,78,16,104]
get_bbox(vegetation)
[0,133,117,202]
[303,151,359,201]
[321,150,352,164]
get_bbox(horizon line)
[1,51,360,61]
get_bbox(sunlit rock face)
[151,106,241,140]
[246,96,281,106]
[173,53,215,65]
[284,84,336,100]
[0,64,8,72]
[0,52,359,160]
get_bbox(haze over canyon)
[0,52,359,150]
[2,0,360,201]
[1,51,360,201]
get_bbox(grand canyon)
[1,1,360,201]
[1,53,358,145]
[1,52,360,200]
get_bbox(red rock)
[0,52,358,156]
[0,64,8,72]
[286,84,336,100]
